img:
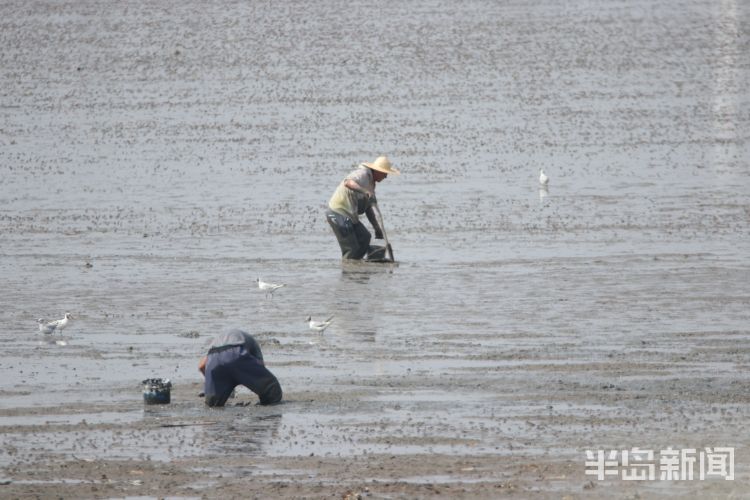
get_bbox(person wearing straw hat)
[326,155,400,260]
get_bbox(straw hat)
[363,156,400,175]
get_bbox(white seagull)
[37,318,57,335]
[256,277,286,298]
[539,168,549,187]
[306,315,334,334]
[40,313,74,335]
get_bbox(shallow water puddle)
[0,410,142,427]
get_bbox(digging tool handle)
[372,203,395,262]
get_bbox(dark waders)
[326,209,385,260]
[204,345,282,407]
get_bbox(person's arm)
[198,355,207,375]
[344,178,374,199]
[365,206,384,239]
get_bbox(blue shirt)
[207,329,263,361]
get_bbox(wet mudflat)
[1,0,749,498]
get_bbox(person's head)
[372,169,388,182]
[364,156,400,182]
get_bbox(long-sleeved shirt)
[207,329,263,361]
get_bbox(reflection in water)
[339,259,398,283]
[333,297,378,341]
[340,263,371,285]
[334,262,388,341]
[710,0,741,178]
[205,412,283,456]
[138,404,284,459]
[539,186,549,204]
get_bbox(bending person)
[326,155,399,260]
[198,328,282,407]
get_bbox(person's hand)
[198,356,207,375]
[375,230,384,240]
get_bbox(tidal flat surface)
[0,0,748,497]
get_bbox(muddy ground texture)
[2,0,749,498]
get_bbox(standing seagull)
[44,313,74,335]
[539,168,549,187]
[256,278,286,298]
[37,318,57,335]
[306,315,334,334]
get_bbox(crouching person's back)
[198,328,282,407]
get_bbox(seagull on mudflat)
[37,318,57,335]
[306,315,334,334]
[539,168,549,187]
[256,278,286,298]
[50,313,73,334]
[40,313,74,335]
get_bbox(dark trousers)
[204,346,282,407]
[326,209,382,260]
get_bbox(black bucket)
[142,378,172,405]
